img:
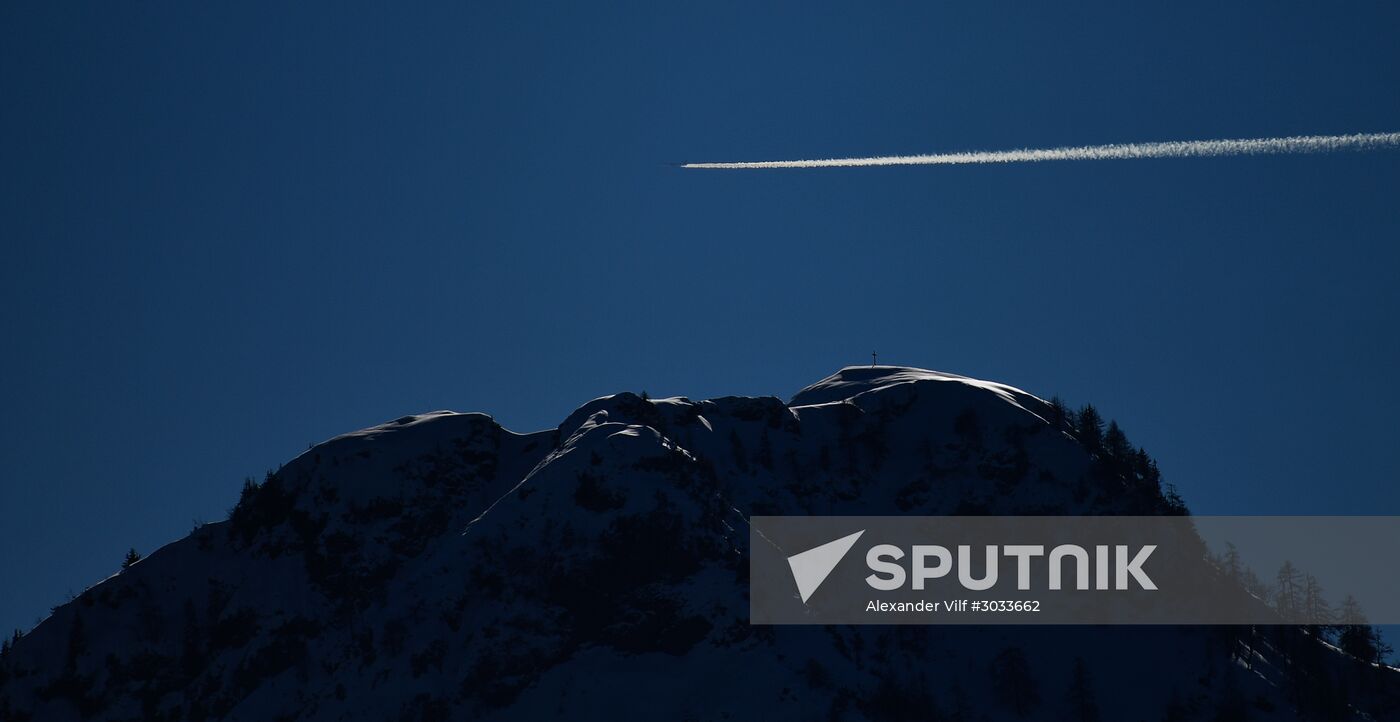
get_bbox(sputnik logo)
[786,530,865,603]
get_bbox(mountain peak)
[4,366,1387,721]
[789,365,1047,418]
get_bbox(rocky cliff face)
[1,367,1394,721]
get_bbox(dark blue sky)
[2,2,1398,634]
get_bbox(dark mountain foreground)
[2,367,1396,721]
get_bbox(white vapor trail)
[681,131,1400,169]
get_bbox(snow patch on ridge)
[790,365,1050,421]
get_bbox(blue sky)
[2,1,1398,633]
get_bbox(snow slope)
[0,367,1395,721]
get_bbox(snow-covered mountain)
[1,366,1395,721]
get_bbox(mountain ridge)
[1,367,1394,721]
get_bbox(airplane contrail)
[680,131,1400,169]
